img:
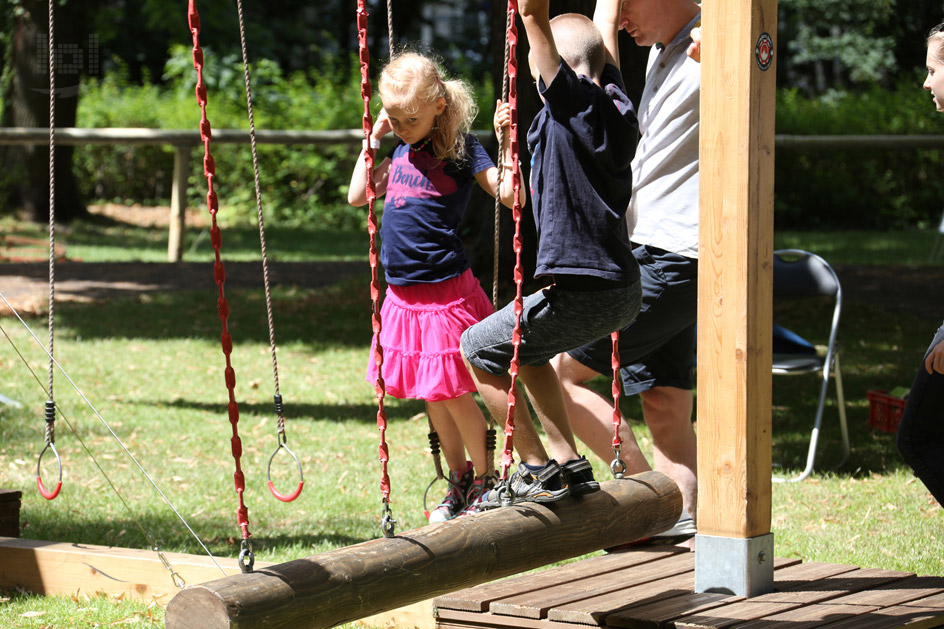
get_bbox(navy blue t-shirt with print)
[380,134,494,286]
[526,61,639,285]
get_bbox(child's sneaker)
[458,473,497,516]
[560,455,600,496]
[428,461,474,523]
[473,460,571,510]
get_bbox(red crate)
[866,390,907,433]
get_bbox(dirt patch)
[88,203,212,229]
[0,261,367,316]
[1,206,941,318]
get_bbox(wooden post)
[695,0,777,597]
[168,144,191,262]
[165,473,681,629]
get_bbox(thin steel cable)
[45,0,56,447]
[0,293,228,579]
[233,0,285,437]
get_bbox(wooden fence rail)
[1,128,942,262]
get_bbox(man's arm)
[519,0,560,86]
[593,0,622,69]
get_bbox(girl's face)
[925,43,944,112]
[383,98,445,145]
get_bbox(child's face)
[382,98,446,145]
[925,44,944,112]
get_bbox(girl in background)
[897,23,944,507]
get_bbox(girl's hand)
[372,109,393,143]
[493,100,511,137]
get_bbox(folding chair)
[772,249,850,482]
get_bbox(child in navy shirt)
[348,52,521,521]
[461,0,641,509]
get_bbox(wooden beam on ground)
[696,0,777,596]
[164,473,682,629]
[0,536,272,603]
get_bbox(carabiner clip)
[380,502,396,538]
[238,538,255,573]
[610,449,626,479]
[266,437,304,502]
[36,441,62,500]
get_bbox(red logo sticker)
[755,32,773,71]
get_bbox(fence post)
[168,144,190,262]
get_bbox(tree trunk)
[1,0,87,223]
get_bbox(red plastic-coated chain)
[188,0,253,558]
[498,0,523,481]
[356,0,395,537]
[609,331,626,478]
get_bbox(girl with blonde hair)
[348,51,522,521]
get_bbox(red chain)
[610,331,623,453]
[499,0,523,480]
[356,0,394,534]
[188,0,252,553]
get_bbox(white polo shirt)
[627,13,701,259]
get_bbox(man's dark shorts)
[461,280,642,375]
[567,245,698,395]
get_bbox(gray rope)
[492,4,513,309]
[234,0,283,434]
[386,0,394,57]
[45,0,56,446]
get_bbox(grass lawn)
[0,211,943,627]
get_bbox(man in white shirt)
[552,0,702,542]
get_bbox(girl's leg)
[426,400,469,474]
[439,393,489,475]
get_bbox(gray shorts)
[461,280,642,375]
[568,245,697,395]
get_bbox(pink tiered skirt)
[366,269,493,402]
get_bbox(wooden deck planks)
[434,548,944,629]
[491,552,696,619]
[434,548,684,612]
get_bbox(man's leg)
[551,352,652,474]
[640,385,697,522]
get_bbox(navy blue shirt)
[380,134,494,285]
[527,61,639,284]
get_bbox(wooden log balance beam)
[165,472,681,629]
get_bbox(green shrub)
[75,47,497,229]
[775,80,944,230]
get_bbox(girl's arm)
[593,0,622,70]
[475,100,526,209]
[348,110,393,206]
[348,145,391,206]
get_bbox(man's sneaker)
[651,510,697,542]
[428,462,474,523]
[457,473,496,516]
[560,455,600,496]
[606,510,697,551]
[473,461,571,510]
